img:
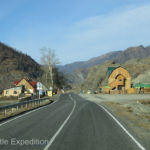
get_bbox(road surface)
[0,93,145,150]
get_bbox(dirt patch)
[0,97,18,101]
[140,100,150,105]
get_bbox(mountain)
[114,45,150,63]
[59,51,122,73]
[60,45,150,74]
[0,42,43,90]
[65,68,89,84]
[62,45,150,85]
[80,56,150,92]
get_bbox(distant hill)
[59,51,121,73]
[65,68,89,84]
[114,45,150,63]
[63,44,150,85]
[0,42,43,90]
[60,45,150,74]
[80,56,150,92]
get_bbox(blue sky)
[1,0,150,64]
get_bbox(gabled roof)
[108,66,131,79]
[14,78,37,88]
[30,81,37,87]
[107,67,117,76]
[37,82,48,90]
[14,81,19,85]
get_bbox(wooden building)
[108,67,131,91]
[3,86,23,97]
[133,83,150,94]
[14,78,37,95]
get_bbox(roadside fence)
[0,98,51,117]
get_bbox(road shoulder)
[80,94,150,149]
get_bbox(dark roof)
[107,67,117,76]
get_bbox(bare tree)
[40,48,60,90]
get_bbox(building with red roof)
[14,78,37,94]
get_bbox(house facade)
[37,82,48,96]
[100,66,133,94]
[3,86,23,97]
[14,78,37,95]
[108,67,131,90]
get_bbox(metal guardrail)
[0,98,51,117]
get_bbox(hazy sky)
[1,0,150,64]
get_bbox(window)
[14,91,17,94]
[6,90,9,95]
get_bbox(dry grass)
[103,101,150,128]
[0,96,18,101]
[140,100,150,105]
[126,106,133,112]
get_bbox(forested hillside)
[0,42,43,89]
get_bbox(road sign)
[48,91,52,97]
[39,90,43,95]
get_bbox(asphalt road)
[0,93,145,150]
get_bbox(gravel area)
[81,93,150,102]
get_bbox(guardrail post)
[26,103,28,108]
[16,106,18,112]
[4,109,6,116]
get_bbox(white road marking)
[96,103,146,150]
[0,100,58,127]
[43,95,76,150]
